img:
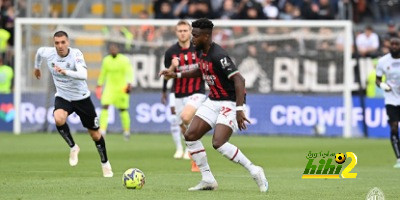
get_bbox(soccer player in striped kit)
[34,31,113,177]
[160,18,268,192]
[162,20,206,169]
[376,37,400,168]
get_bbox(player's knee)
[390,124,398,134]
[184,129,197,141]
[181,114,192,126]
[212,139,225,149]
[102,105,109,109]
[89,129,101,141]
[54,113,67,126]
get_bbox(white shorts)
[168,93,175,108]
[195,98,239,131]
[175,93,207,117]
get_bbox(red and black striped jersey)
[163,42,205,98]
[199,42,245,102]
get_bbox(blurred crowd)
[153,0,400,23]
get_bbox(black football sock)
[390,130,400,159]
[56,123,75,148]
[94,136,108,163]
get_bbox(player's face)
[390,38,400,58]
[192,28,206,51]
[109,44,119,56]
[176,24,191,43]
[54,36,69,57]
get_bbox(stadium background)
[0,1,400,199]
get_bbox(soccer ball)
[122,168,146,189]
[335,153,346,164]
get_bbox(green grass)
[0,133,399,200]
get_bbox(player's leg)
[180,94,207,160]
[117,93,131,140]
[386,105,400,168]
[173,97,187,158]
[53,97,80,166]
[185,99,218,190]
[170,105,184,158]
[74,97,113,177]
[99,89,115,136]
[213,101,268,192]
[99,105,109,136]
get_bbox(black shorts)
[54,96,99,130]
[386,105,400,123]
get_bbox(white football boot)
[69,144,80,166]
[102,161,114,178]
[188,180,218,191]
[173,149,184,159]
[251,166,269,192]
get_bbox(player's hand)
[54,65,66,75]
[171,57,179,68]
[161,92,167,104]
[125,83,132,94]
[380,82,392,91]
[159,69,177,80]
[34,69,41,79]
[236,111,251,131]
[95,86,102,99]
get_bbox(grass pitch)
[0,133,399,200]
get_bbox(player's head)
[175,20,191,43]
[108,43,119,57]
[53,31,69,57]
[191,18,214,51]
[389,37,400,58]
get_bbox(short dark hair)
[54,31,68,38]
[192,18,214,31]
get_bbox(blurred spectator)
[154,1,175,19]
[0,28,10,59]
[382,21,398,40]
[187,0,215,19]
[356,25,380,57]
[0,57,13,94]
[138,10,155,42]
[262,0,279,19]
[279,1,300,20]
[218,0,238,19]
[302,0,336,19]
[237,0,265,19]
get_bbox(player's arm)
[375,59,391,91]
[159,68,202,79]
[217,54,250,130]
[124,56,134,93]
[34,47,47,79]
[95,57,107,99]
[56,50,88,80]
[161,50,174,104]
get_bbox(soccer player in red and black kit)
[160,18,268,192]
[162,20,206,171]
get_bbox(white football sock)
[170,115,183,151]
[217,142,258,174]
[186,140,215,183]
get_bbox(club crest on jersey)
[192,53,196,60]
[220,57,231,68]
[184,54,188,61]
[387,66,390,70]
[66,63,71,69]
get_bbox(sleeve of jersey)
[34,47,48,69]
[375,58,384,77]
[65,50,87,80]
[97,58,107,86]
[164,50,172,69]
[125,56,134,84]
[215,53,239,79]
